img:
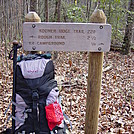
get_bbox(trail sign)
[23,22,111,52]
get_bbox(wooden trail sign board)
[23,22,111,52]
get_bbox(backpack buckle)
[32,91,39,101]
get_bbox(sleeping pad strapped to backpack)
[14,54,69,134]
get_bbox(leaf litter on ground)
[0,44,134,133]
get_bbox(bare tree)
[54,0,61,22]
[30,0,37,12]
[86,0,92,21]
[0,0,4,42]
[45,0,49,22]
[57,0,61,22]
[122,0,134,54]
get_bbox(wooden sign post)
[85,9,107,134]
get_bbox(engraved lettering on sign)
[74,29,84,34]
[91,42,96,46]
[59,29,70,33]
[55,36,65,39]
[87,30,96,34]
[29,42,34,45]
[87,35,96,40]
[98,43,104,46]
[39,29,56,33]
[37,42,65,45]
[38,35,53,39]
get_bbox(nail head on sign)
[98,47,102,51]
[32,24,36,28]
[99,25,103,29]
[32,46,36,50]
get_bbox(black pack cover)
[15,59,57,134]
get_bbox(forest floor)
[0,43,134,133]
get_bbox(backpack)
[12,54,70,134]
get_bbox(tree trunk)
[26,0,29,13]
[107,0,111,24]
[9,0,13,41]
[16,0,18,37]
[54,0,58,21]
[30,0,37,12]
[86,0,89,18]
[45,0,49,22]
[3,0,6,38]
[86,0,92,22]
[54,0,61,22]
[0,0,4,42]
[63,6,67,22]
[22,0,25,22]
[122,0,134,54]
[38,0,41,17]
[57,0,61,22]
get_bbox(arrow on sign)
[29,35,36,38]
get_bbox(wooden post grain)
[85,9,106,134]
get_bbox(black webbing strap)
[32,90,39,133]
